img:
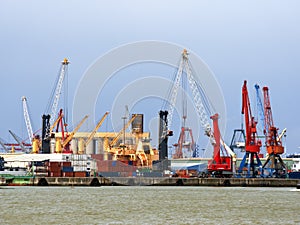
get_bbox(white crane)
[167,49,215,145]
[49,58,69,124]
[22,96,34,142]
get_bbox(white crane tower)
[22,96,34,142]
[167,49,215,146]
[49,58,69,124]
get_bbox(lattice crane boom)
[167,57,184,130]
[182,50,215,145]
[263,86,284,155]
[254,84,265,132]
[22,96,34,141]
[50,58,69,124]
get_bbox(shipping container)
[62,172,74,177]
[73,171,86,177]
[62,166,74,172]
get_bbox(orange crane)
[262,86,286,177]
[237,80,262,177]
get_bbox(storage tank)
[86,140,94,154]
[71,139,78,154]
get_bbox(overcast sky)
[0,1,299,155]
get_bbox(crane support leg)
[262,153,287,178]
[238,152,262,178]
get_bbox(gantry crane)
[238,81,262,177]
[262,86,286,177]
[165,49,236,176]
[42,58,69,153]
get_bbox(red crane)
[238,80,262,177]
[207,113,232,176]
[262,86,286,177]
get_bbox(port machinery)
[261,86,287,177]
[42,58,69,154]
[165,49,236,177]
[237,81,263,177]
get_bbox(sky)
[0,0,300,156]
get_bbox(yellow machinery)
[108,114,138,150]
[78,112,109,154]
[56,115,89,153]
[107,114,158,167]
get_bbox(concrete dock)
[3,176,298,187]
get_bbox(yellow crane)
[78,112,109,154]
[56,115,89,153]
[50,114,63,133]
[108,114,138,149]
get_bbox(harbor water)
[0,186,299,225]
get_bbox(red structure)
[262,86,286,177]
[238,80,262,177]
[207,114,232,176]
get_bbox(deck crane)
[81,112,109,154]
[262,86,286,177]
[62,115,88,153]
[238,80,262,177]
[56,115,88,154]
[166,49,236,176]
[108,114,138,150]
[42,58,69,153]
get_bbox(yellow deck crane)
[107,114,150,166]
[55,115,89,153]
[77,112,109,154]
[108,114,138,150]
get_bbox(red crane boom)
[262,86,286,177]
[262,86,284,155]
[238,80,262,177]
[242,80,261,153]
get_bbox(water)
[0,186,299,225]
